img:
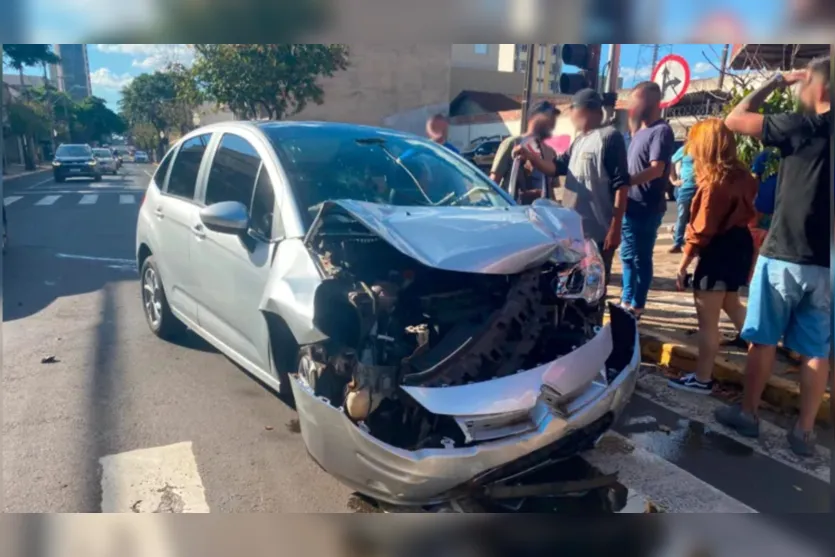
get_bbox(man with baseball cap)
[558,89,630,284]
[490,100,560,203]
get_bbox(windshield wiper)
[434,184,497,207]
[355,138,433,205]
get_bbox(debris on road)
[41,355,59,364]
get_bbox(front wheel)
[93,174,103,182]
[140,256,185,340]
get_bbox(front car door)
[154,133,213,326]
[192,132,279,372]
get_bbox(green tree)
[190,44,349,120]
[130,122,162,154]
[72,97,127,144]
[722,86,798,176]
[3,44,60,85]
[119,72,178,134]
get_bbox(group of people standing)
[425,56,831,457]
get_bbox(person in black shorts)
[668,118,757,396]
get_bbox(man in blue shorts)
[720,57,831,456]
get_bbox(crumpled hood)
[306,198,586,275]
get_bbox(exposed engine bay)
[296,212,606,452]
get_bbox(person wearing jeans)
[621,81,675,319]
[669,141,696,254]
[719,57,831,457]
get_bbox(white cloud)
[90,68,134,90]
[693,62,714,75]
[95,44,194,71]
[620,66,653,81]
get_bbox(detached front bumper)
[290,304,641,506]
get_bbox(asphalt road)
[2,166,831,525]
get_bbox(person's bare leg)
[694,291,724,383]
[797,356,830,433]
[721,292,747,334]
[741,343,778,416]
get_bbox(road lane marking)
[100,441,210,513]
[55,253,135,264]
[119,194,136,204]
[585,432,756,513]
[79,194,98,205]
[26,176,57,189]
[634,373,831,483]
[35,195,61,206]
[4,196,22,206]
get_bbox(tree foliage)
[722,86,798,175]
[119,67,202,136]
[3,44,60,72]
[190,44,349,120]
[130,122,161,153]
[72,96,127,144]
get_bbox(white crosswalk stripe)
[119,194,136,204]
[35,195,61,206]
[79,194,98,205]
[4,196,22,206]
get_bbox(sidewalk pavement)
[607,228,831,426]
[2,163,51,181]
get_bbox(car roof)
[176,120,420,145]
[58,144,91,148]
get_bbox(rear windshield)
[93,149,112,157]
[56,145,92,157]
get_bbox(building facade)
[451,44,563,95]
[49,44,92,101]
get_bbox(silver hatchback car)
[136,121,640,508]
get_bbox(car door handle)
[192,223,206,239]
[154,207,164,219]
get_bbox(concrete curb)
[3,168,51,182]
[638,331,831,426]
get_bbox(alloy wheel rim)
[142,267,163,328]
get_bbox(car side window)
[166,134,211,200]
[153,147,176,189]
[204,133,261,209]
[249,164,277,240]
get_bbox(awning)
[729,44,830,71]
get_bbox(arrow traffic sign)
[651,54,691,109]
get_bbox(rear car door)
[154,133,212,324]
[193,132,279,371]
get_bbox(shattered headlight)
[554,239,606,304]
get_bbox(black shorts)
[693,226,754,292]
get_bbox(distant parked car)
[134,151,150,163]
[93,148,119,175]
[52,144,102,183]
[461,139,502,170]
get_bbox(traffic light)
[559,44,602,94]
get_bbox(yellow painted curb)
[639,334,831,426]
[603,314,831,425]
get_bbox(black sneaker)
[667,373,714,395]
[787,425,817,457]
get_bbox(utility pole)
[650,44,660,71]
[717,43,730,90]
[520,44,536,132]
[606,44,622,93]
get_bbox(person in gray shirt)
[538,89,630,282]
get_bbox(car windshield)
[263,125,510,225]
[93,149,112,158]
[56,145,91,157]
[135,151,146,156]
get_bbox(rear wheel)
[140,256,185,340]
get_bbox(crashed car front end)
[265,199,641,506]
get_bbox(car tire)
[140,256,185,340]
[93,174,103,182]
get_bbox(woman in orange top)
[669,119,758,395]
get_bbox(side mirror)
[199,201,249,234]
